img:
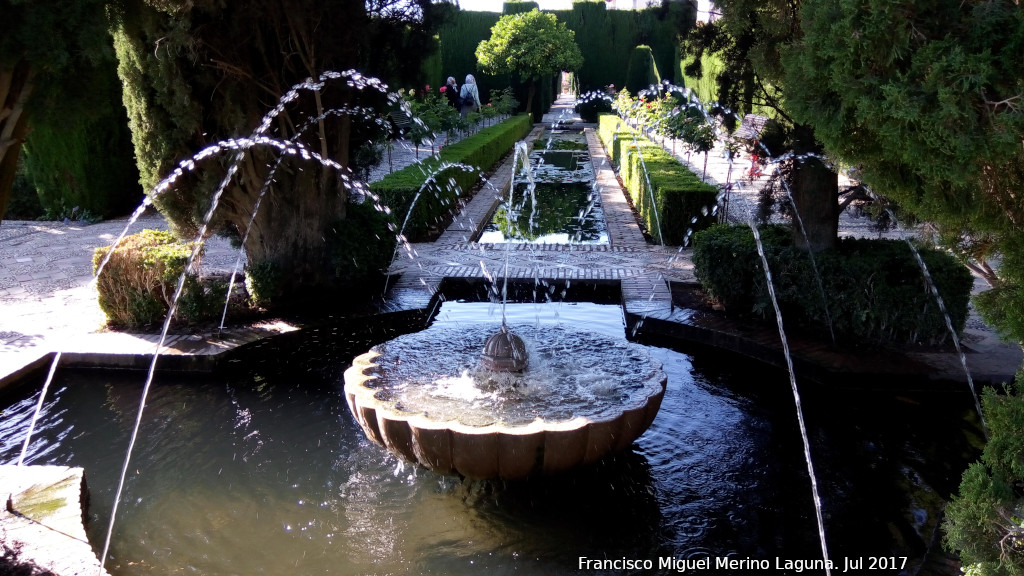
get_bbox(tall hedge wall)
[551,2,693,92]
[22,35,142,220]
[428,3,696,117]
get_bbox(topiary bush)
[692,224,974,345]
[625,45,661,95]
[92,229,218,328]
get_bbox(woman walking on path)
[444,77,460,107]
[459,74,481,118]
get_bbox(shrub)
[244,261,283,309]
[597,114,718,245]
[691,224,974,345]
[574,90,614,123]
[370,113,532,241]
[92,229,216,328]
[326,200,396,287]
[943,381,1024,576]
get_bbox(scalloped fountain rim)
[344,346,667,480]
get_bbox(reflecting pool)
[0,302,980,575]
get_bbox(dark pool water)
[0,302,981,575]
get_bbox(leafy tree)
[783,2,1024,569]
[781,0,1024,338]
[475,9,582,120]
[681,0,840,252]
[0,0,116,223]
[110,0,452,307]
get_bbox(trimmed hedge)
[92,229,220,328]
[369,114,533,241]
[597,114,718,245]
[692,224,974,346]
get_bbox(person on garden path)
[444,76,460,108]
[459,74,481,118]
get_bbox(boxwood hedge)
[369,114,533,242]
[597,114,718,245]
[692,223,974,345]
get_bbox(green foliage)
[436,10,505,107]
[625,45,662,95]
[476,10,583,83]
[691,224,974,345]
[691,224,789,311]
[22,58,141,220]
[974,232,1024,344]
[326,201,396,287]
[5,153,42,220]
[781,0,1024,345]
[944,383,1024,575]
[370,114,532,241]
[598,114,718,245]
[0,0,126,221]
[503,1,539,14]
[92,229,214,328]
[552,2,692,92]
[110,0,449,306]
[431,2,693,119]
[244,261,284,309]
[681,51,723,107]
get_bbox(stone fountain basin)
[344,347,667,480]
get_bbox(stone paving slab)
[0,464,110,576]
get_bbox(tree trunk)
[233,150,347,302]
[525,81,536,121]
[786,124,839,252]
[0,61,36,223]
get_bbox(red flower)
[440,86,447,93]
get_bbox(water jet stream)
[750,222,832,576]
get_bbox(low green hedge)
[369,114,533,241]
[597,114,718,245]
[691,224,974,345]
[92,229,222,328]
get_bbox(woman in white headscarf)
[459,74,481,117]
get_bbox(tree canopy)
[110,0,451,306]
[781,0,1024,340]
[682,0,840,251]
[475,9,582,115]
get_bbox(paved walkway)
[0,95,1020,389]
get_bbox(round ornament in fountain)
[344,322,667,480]
[481,324,528,372]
